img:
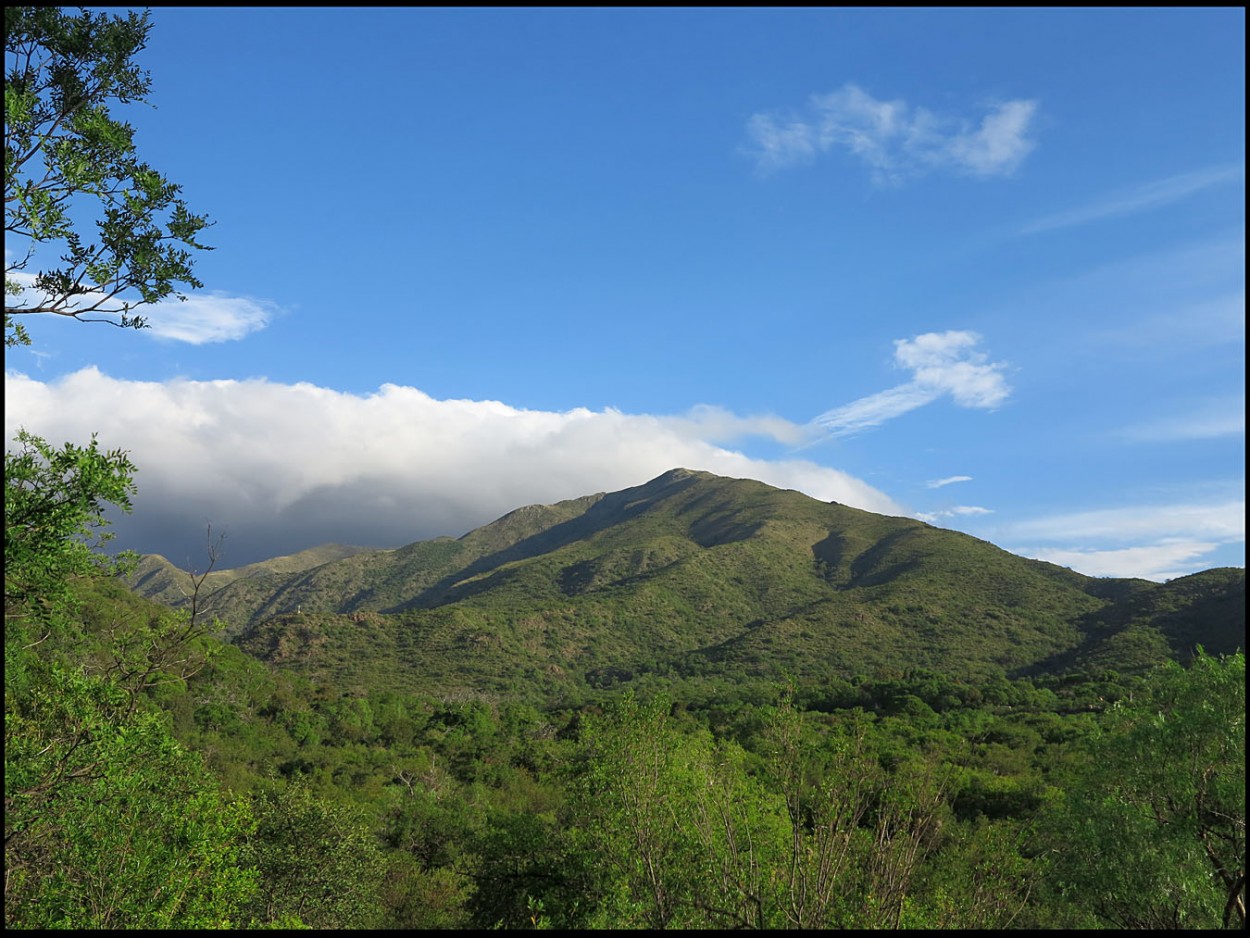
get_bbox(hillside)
[130,468,1246,704]
[129,542,382,608]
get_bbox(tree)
[3,434,258,927]
[4,9,261,929]
[241,782,387,929]
[1041,651,1246,928]
[4,5,211,348]
[4,666,260,929]
[763,695,955,929]
[4,428,136,617]
[567,693,791,929]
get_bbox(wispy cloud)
[1022,541,1229,582]
[927,475,973,489]
[1002,498,1245,581]
[810,383,942,438]
[915,505,993,523]
[811,331,1010,437]
[1095,290,1245,352]
[1115,397,1245,443]
[1019,163,1244,236]
[745,83,1038,182]
[1006,501,1244,543]
[4,367,905,568]
[4,271,275,345]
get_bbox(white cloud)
[744,113,818,170]
[812,331,1009,437]
[745,83,1038,182]
[1019,541,1226,582]
[927,475,973,489]
[1019,163,1244,236]
[1000,499,1245,581]
[143,292,276,344]
[4,367,905,568]
[915,505,993,523]
[809,383,942,438]
[1005,501,1244,543]
[4,270,274,345]
[666,403,811,446]
[945,99,1038,177]
[893,331,1011,407]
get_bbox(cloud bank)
[812,331,1009,437]
[5,367,904,568]
[745,83,1038,182]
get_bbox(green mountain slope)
[128,543,382,608]
[130,468,1245,704]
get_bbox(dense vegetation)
[5,5,1244,930]
[6,456,1246,927]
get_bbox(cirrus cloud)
[1115,396,1245,443]
[1019,163,1244,236]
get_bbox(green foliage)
[5,408,1242,936]
[377,852,475,929]
[4,429,136,617]
[466,810,584,929]
[1040,651,1246,928]
[4,5,212,345]
[5,647,258,928]
[4,369,259,927]
[3,437,268,927]
[240,782,387,929]
[13,544,1237,930]
[910,817,1038,929]
[561,688,1050,929]
[568,692,788,928]
[761,696,963,929]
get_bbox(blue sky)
[5,7,1245,579]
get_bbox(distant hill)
[129,543,384,608]
[129,468,1246,704]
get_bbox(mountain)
[128,468,1245,704]
[128,543,382,608]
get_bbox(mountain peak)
[654,467,702,482]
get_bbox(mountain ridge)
[127,468,1245,703]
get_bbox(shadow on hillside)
[1010,569,1246,679]
[383,470,705,612]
